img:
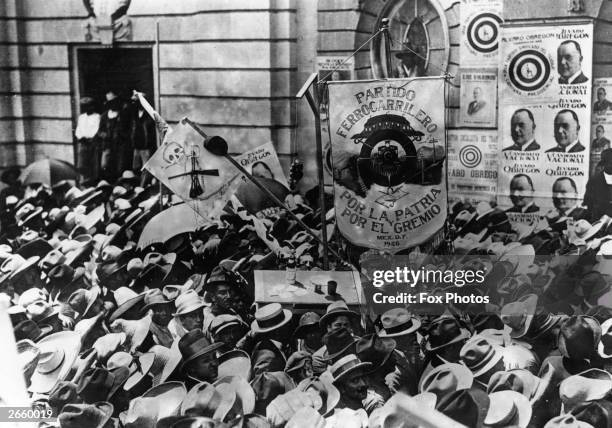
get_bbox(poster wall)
[447,129,498,205]
[460,0,503,68]
[497,23,593,212]
[328,78,447,252]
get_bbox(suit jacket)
[584,172,612,220]
[559,72,588,84]
[592,137,611,151]
[503,140,540,151]
[545,141,585,153]
[467,100,486,115]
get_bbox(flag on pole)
[135,91,170,140]
[144,120,242,220]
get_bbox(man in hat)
[293,312,322,355]
[75,97,101,181]
[169,290,206,340]
[178,328,224,388]
[330,354,381,413]
[209,314,249,353]
[142,289,174,347]
[129,91,156,187]
[584,148,612,220]
[203,266,245,337]
[312,301,361,375]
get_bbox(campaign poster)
[327,78,447,252]
[447,129,498,205]
[317,56,354,83]
[590,123,612,177]
[460,0,503,68]
[499,23,593,103]
[497,101,590,212]
[234,142,289,188]
[459,69,498,127]
[592,78,612,121]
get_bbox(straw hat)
[218,349,252,380]
[418,362,473,395]
[378,308,421,337]
[329,354,372,384]
[251,303,292,334]
[484,390,532,428]
[172,290,207,316]
[560,369,612,413]
[29,331,81,394]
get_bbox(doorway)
[74,47,155,113]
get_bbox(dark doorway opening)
[76,47,154,112]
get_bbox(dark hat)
[435,389,487,428]
[251,340,286,376]
[48,265,89,303]
[250,371,295,415]
[67,287,100,320]
[576,271,610,298]
[355,333,396,371]
[571,399,612,428]
[586,305,612,324]
[48,380,82,414]
[425,316,471,352]
[58,402,114,428]
[1,166,20,184]
[13,319,53,342]
[178,329,224,368]
[293,311,321,339]
[77,367,130,403]
[323,327,357,362]
[16,238,53,260]
[319,301,360,329]
[109,287,146,323]
[209,314,249,339]
[141,288,173,314]
[204,266,239,291]
[558,316,601,360]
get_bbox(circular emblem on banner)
[466,12,502,54]
[459,145,482,168]
[507,49,552,93]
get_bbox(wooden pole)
[155,20,163,212]
[381,18,392,78]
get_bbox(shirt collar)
[604,172,612,184]
[520,138,536,151]
[567,70,583,84]
[521,201,535,213]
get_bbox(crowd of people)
[2,157,612,428]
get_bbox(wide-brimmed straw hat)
[330,354,372,384]
[319,301,360,329]
[29,331,81,394]
[378,308,421,337]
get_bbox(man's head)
[331,355,370,403]
[554,109,580,148]
[178,308,204,331]
[596,125,605,139]
[510,109,536,147]
[552,177,579,213]
[185,351,219,382]
[598,87,607,102]
[473,87,482,101]
[557,40,583,80]
[178,328,223,382]
[510,174,535,209]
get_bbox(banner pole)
[297,72,330,270]
[155,20,163,212]
[182,118,344,263]
[381,18,392,78]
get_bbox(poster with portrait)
[590,123,612,177]
[592,78,612,121]
[447,129,498,206]
[497,101,590,213]
[327,78,447,252]
[459,69,497,127]
[460,0,503,68]
[317,56,354,83]
[499,23,593,104]
[234,142,288,188]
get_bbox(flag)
[327,77,447,252]
[135,91,170,140]
[144,120,242,220]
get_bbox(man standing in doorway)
[74,97,101,181]
[97,91,129,181]
[130,91,156,186]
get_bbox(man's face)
[214,325,244,350]
[473,87,482,100]
[598,88,606,102]
[328,315,352,333]
[510,176,534,208]
[186,353,218,382]
[212,284,232,310]
[552,179,578,212]
[179,309,204,331]
[557,42,582,79]
[339,370,368,402]
[554,112,580,148]
[597,127,604,139]
[151,304,173,326]
[510,111,535,146]
[304,329,323,349]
